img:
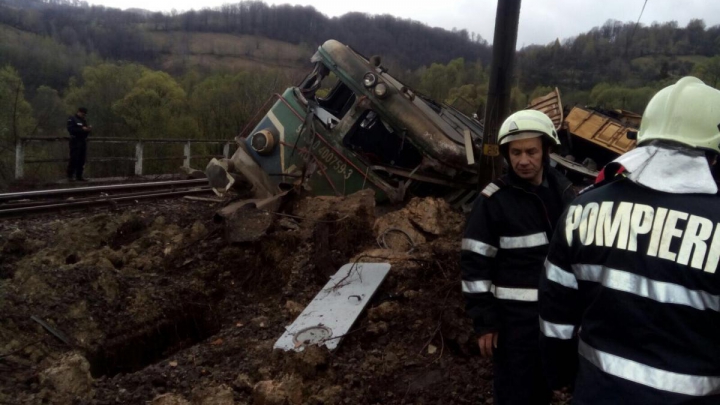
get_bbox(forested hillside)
[1,0,720,184]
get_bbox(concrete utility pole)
[478,0,522,187]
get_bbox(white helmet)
[639,76,720,154]
[498,109,561,146]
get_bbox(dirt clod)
[38,352,94,401]
[368,301,401,321]
[151,393,191,405]
[308,385,343,405]
[253,376,303,405]
[283,300,304,318]
[405,197,464,236]
[233,373,254,392]
[191,384,235,405]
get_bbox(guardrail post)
[15,138,24,180]
[184,141,191,168]
[135,141,144,176]
[223,142,231,159]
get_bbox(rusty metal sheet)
[528,88,563,130]
[565,107,637,155]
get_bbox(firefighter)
[539,76,720,404]
[461,109,575,405]
[67,107,91,181]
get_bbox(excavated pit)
[87,307,221,378]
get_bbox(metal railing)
[14,136,235,179]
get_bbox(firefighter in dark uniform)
[461,110,575,405]
[539,76,720,404]
[66,107,91,181]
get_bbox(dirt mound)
[0,192,509,405]
[373,196,464,252]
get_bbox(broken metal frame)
[269,93,475,202]
[267,93,404,201]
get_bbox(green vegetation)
[2,0,720,184]
[0,66,35,183]
[0,61,289,184]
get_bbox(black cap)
[78,107,88,114]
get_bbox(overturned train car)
[208,39,483,205]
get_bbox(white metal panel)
[274,262,391,351]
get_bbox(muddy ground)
[0,191,554,405]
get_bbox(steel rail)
[0,187,213,217]
[0,179,208,202]
[1,186,210,209]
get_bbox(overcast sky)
[86,0,720,48]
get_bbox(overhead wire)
[625,0,649,56]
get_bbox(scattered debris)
[274,263,391,351]
[213,191,290,243]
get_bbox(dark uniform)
[539,177,720,404]
[66,114,89,180]
[461,167,574,405]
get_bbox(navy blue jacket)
[67,114,89,140]
[540,177,720,404]
[461,167,574,336]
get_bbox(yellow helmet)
[639,76,720,154]
[498,109,560,146]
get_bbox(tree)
[31,85,66,136]
[190,70,287,140]
[692,56,720,88]
[0,66,35,144]
[0,66,35,183]
[112,70,195,140]
[420,63,450,101]
[64,63,145,138]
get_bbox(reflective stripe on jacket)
[540,177,720,403]
[461,167,574,335]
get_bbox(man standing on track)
[67,107,91,182]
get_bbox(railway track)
[0,179,214,218]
